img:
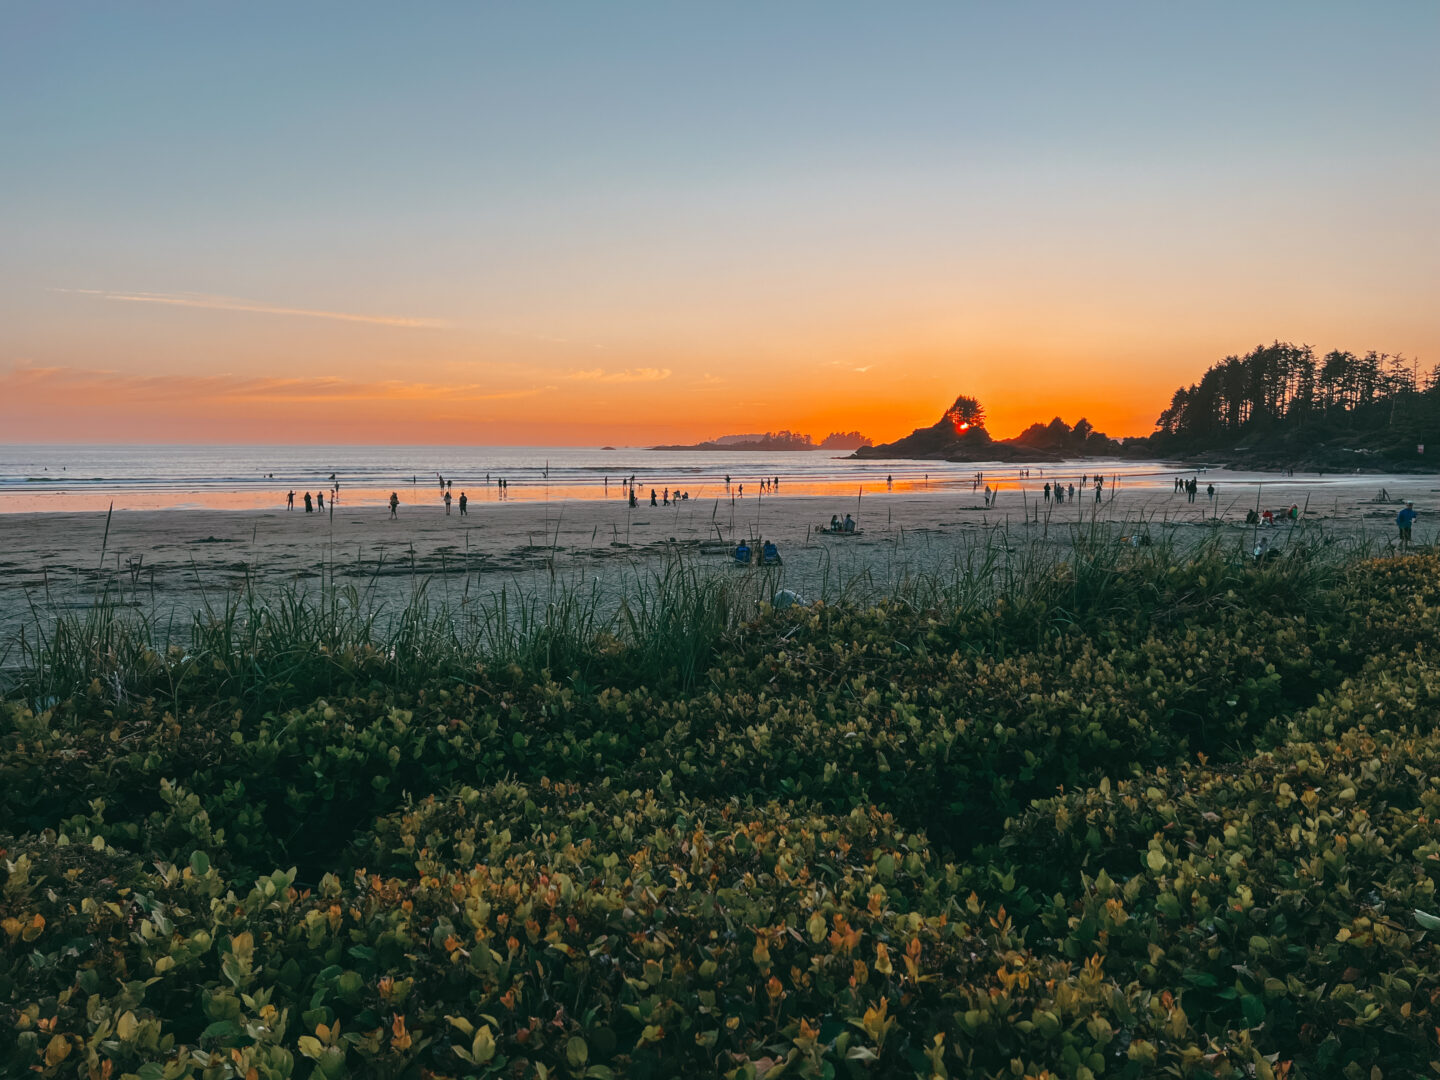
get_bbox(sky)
[1,2,1436,445]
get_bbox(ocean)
[0,444,1264,514]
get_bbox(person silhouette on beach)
[303,492,313,513]
[389,492,399,518]
[443,489,452,515]
[459,492,467,516]
[629,487,637,508]
[286,490,294,510]
[316,491,324,511]
[651,488,658,506]
[1397,502,1417,549]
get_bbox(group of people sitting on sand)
[823,514,857,533]
[734,538,781,565]
[1245,505,1300,526]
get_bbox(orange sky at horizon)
[1,299,1432,447]
[0,335,1259,447]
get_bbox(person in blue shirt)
[1397,502,1417,549]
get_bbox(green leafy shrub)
[3,548,1439,1078]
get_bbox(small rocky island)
[853,396,1126,462]
[653,430,871,452]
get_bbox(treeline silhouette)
[1148,342,1438,469]
[1155,342,1436,439]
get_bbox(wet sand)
[1,470,1433,650]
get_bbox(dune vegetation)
[3,531,1439,1079]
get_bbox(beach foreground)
[1,467,1433,649]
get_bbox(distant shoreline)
[649,443,830,452]
[850,442,1438,475]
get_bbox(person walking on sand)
[389,492,399,519]
[459,492,467,516]
[286,490,294,510]
[443,489,452,515]
[303,491,313,513]
[316,490,324,511]
[650,488,658,506]
[1397,502,1417,549]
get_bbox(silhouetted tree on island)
[819,431,873,449]
[942,395,986,434]
[1012,416,1120,454]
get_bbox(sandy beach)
[1,467,1433,650]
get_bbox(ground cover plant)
[3,536,1439,1079]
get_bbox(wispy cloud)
[55,288,450,329]
[565,367,672,384]
[0,362,546,406]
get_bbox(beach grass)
[6,514,1371,710]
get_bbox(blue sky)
[1,2,1435,442]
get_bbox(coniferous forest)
[1149,343,1440,470]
